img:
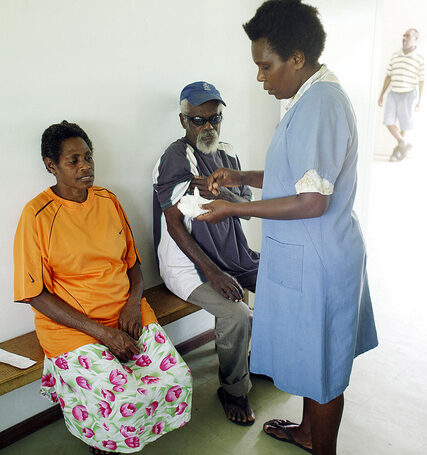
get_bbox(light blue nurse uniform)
[250,81,378,404]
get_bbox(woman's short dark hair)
[243,0,326,66]
[41,121,93,164]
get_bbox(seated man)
[153,81,259,425]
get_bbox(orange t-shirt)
[14,186,157,358]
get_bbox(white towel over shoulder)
[178,187,213,219]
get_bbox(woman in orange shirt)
[14,121,192,454]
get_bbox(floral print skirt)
[40,323,192,453]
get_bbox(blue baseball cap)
[180,81,226,107]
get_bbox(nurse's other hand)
[377,96,383,107]
[197,200,233,224]
[189,176,217,199]
[100,326,140,363]
[207,168,243,196]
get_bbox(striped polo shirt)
[387,49,424,93]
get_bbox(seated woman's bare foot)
[89,447,120,455]
[217,387,255,425]
[263,419,312,452]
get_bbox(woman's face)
[46,137,94,197]
[251,37,304,100]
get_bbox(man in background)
[378,29,424,161]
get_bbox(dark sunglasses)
[183,113,223,126]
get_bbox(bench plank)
[0,284,200,396]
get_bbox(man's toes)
[229,407,239,422]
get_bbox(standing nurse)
[198,1,378,454]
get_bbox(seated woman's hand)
[207,168,243,196]
[118,300,142,340]
[100,326,140,363]
[197,200,233,224]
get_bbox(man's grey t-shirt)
[153,138,259,300]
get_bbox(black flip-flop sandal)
[265,418,299,427]
[217,387,255,426]
[263,420,313,453]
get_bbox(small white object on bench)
[0,348,36,369]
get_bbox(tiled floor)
[3,128,427,454]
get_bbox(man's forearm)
[418,81,424,103]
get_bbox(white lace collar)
[284,64,339,113]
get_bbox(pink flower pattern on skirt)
[102,350,114,360]
[175,402,188,415]
[55,358,69,370]
[135,355,152,368]
[154,331,166,344]
[82,428,94,438]
[120,425,136,437]
[72,405,88,421]
[76,376,92,390]
[120,402,137,417]
[78,355,92,370]
[140,375,160,385]
[160,354,177,371]
[41,373,56,387]
[125,436,140,448]
[152,421,165,435]
[102,440,117,450]
[145,401,159,416]
[101,389,116,402]
[122,365,133,374]
[98,400,112,418]
[165,385,182,402]
[40,323,192,453]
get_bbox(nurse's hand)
[197,200,233,224]
[189,176,218,199]
[207,168,243,196]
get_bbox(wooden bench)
[0,283,206,397]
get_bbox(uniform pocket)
[266,237,303,292]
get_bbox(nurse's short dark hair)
[41,121,93,164]
[243,0,326,66]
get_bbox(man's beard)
[196,129,219,154]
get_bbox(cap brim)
[186,92,226,107]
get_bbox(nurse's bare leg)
[308,394,344,455]
[263,394,343,453]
